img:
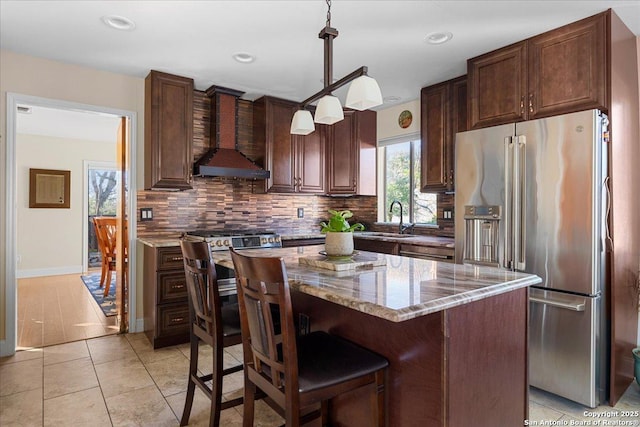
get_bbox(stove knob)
[215,239,223,247]
[275,236,281,243]
[268,237,274,243]
[223,239,230,247]
[261,237,267,244]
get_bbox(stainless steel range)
[183,229,282,296]
[184,229,282,251]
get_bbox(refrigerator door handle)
[529,295,586,312]
[514,135,526,271]
[504,137,514,269]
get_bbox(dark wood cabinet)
[468,42,527,129]
[143,245,189,348]
[353,238,399,255]
[295,129,326,193]
[326,110,377,196]
[144,70,194,190]
[528,12,606,119]
[282,238,325,248]
[254,96,325,194]
[420,76,467,193]
[468,12,606,129]
[326,111,357,195]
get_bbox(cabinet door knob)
[520,96,525,114]
[529,94,534,114]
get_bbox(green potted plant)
[320,210,364,257]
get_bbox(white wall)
[16,133,115,276]
[377,99,420,142]
[0,49,144,341]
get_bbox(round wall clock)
[398,110,413,129]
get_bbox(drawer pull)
[168,256,183,262]
[171,284,185,289]
[170,317,185,323]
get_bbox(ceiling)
[2,0,639,111]
[16,105,122,143]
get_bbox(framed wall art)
[29,168,71,208]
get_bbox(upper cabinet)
[144,70,194,190]
[253,96,325,194]
[255,96,375,196]
[468,12,606,129]
[420,76,467,193]
[326,110,377,196]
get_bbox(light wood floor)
[17,273,118,349]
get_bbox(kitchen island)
[211,245,541,427]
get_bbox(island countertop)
[211,244,541,322]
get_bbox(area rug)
[80,273,117,317]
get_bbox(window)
[378,139,437,225]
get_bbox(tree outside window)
[88,168,118,267]
[381,140,437,225]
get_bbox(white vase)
[324,232,354,256]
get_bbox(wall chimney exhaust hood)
[193,85,270,180]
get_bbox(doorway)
[2,93,137,356]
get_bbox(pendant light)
[290,0,382,135]
[290,110,315,135]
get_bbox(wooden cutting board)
[298,251,387,271]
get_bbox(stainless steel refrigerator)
[454,109,609,408]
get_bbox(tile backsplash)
[136,180,377,237]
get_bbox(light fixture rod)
[299,66,368,108]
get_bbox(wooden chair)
[179,239,244,427]
[229,248,389,427]
[93,217,128,297]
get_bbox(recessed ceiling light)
[425,32,453,45]
[101,15,136,31]
[233,52,256,64]
[383,96,401,103]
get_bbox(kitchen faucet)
[389,200,415,234]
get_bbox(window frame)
[377,133,437,227]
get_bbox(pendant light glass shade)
[290,110,315,135]
[314,95,344,125]
[345,75,383,111]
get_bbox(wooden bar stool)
[179,239,243,427]
[230,248,389,427]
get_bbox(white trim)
[17,266,84,279]
[83,161,117,273]
[2,93,139,356]
[377,131,421,147]
[135,318,145,334]
[2,95,18,358]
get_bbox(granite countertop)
[211,245,540,322]
[138,237,181,248]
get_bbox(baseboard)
[17,266,84,278]
[0,339,13,357]
[132,318,145,334]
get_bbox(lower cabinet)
[282,238,325,248]
[353,238,399,255]
[143,245,190,349]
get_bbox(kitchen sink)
[355,232,415,239]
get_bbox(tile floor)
[1,332,639,426]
